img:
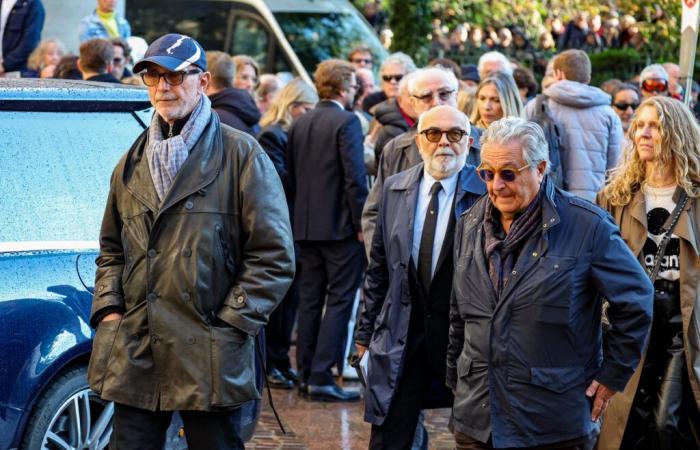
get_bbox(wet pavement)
[247,380,455,449]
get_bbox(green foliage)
[387,0,431,65]
[588,48,646,85]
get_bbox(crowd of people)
[2,1,700,450]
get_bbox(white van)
[126,0,388,83]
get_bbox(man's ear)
[554,69,566,81]
[76,59,83,73]
[199,71,211,92]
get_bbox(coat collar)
[122,113,223,215]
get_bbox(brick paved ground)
[247,382,454,449]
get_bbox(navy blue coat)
[356,162,485,425]
[287,100,368,241]
[1,0,44,72]
[447,177,653,448]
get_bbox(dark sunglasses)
[112,57,124,64]
[613,102,639,111]
[382,74,403,82]
[412,89,456,103]
[352,58,372,64]
[476,164,530,182]
[641,79,668,93]
[140,68,201,87]
[419,128,468,143]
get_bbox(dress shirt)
[411,169,458,278]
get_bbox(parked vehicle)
[126,0,388,83]
[0,79,262,450]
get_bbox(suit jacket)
[355,162,485,426]
[287,100,368,241]
[1,0,44,72]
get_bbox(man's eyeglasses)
[140,68,201,87]
[613,102,639,111]
[641,79,668,93]
[412,89,456,103]
[352,58,373,65]
[419,128,468,143]
[476,164,531,182]
[113,57,124,65]
[382,74,403,82]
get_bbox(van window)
[273,11,387,74]
[231,16,269,68]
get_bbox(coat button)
[185,201,194,209]
[147,249,157,258]
[182,248,192,257]
[236,296,245,304]
[151,335,160,344]
[182,292,191,301]
[186,336,195,345]
[511,270,517,275]
[147,293,157,302]
[481,403,487,408]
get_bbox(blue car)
[0,79,261,450]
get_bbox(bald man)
[355,106,486,450]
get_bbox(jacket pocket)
[87,319,121,394]
[534,256,577,324]
[210,325,260,407]
[529,366,585,394]
[457,355,473,379]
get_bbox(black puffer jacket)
[209,87,261,136]
[373,98,410,162]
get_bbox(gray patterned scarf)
[146,94,212,201]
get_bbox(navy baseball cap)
[133,33,207,73]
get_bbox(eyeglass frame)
[140,68,202,87]
[411,88,457,103]
[352,57,373,65]
[381,74,403,82]
[476,163,532,182]
[613,102,639,111]
[418,127,468,143]
[641,78,668,93]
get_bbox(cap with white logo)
[133,33,207,73]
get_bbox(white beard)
[426,148,468,179]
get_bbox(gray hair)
[480,117,550,171]
[477,51,513,77]
[640,64,669,83]
[408,66,459,95]
[416,106,470,132]
[380,52,416,75]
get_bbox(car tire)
[20,365,113,450]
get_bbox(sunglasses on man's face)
[641,79,668,93]
[476,164,531,182]
[412,89,456,103]
[419,128,468,143]
[352,58,372,65]
[382,74,403,83]
[613,102,639,111]
[140,68,201,87]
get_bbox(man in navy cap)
[88,33,294,449]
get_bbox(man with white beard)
[355,105,486,449]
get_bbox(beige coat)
[596,188,700,449]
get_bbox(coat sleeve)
[91,168,126,328]
[216,150,295,336]
[590,214,653,392]
[338,114,369,234]
[361,140,393,258]
[2,0,44,72]
[606,112,623,171]
[257,128,288,187]
[355,183,390,346]
[446,216,467,390]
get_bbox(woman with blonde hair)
[232,55,259,95]
[257,77,318,389]
[470,71,523,129]
[25,38,65,78]
[597,96,700,450]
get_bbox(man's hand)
[357,232,364,242]
[586,380,616,421]
[355,343,367,359]
[101,313,123,322]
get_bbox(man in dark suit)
[355,105,486,449]
[287,59,368,402]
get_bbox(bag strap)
[648,190,688,282]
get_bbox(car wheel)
[20,365,113,450]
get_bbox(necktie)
[418,181,442,291]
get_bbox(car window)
[231,15,269,69]
[0,110,150,244]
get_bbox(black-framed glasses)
[476,163,531,182]
[382,74,403,82]
[412,89,456,103]
[352,58,373,65]
[613,102,639,111]
[419,128,468,143]
[140,68,201,87]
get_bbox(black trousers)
[295,237,363,385]
[110,403,244,450]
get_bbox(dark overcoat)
[355,162,485,425]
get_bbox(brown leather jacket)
[597,187,700,449]
[88,113,294,411]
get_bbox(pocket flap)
[457,356,472,378]
[530,366,584,394]
[94,278,123,297]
